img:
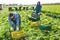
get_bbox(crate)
[11,30,26,38]
[30,21,40,27]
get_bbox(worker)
[28,12,40,21]
[36,1,42,14]
[28,1,42,21]
[8,12,21,31]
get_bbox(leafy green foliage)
[0,5,60,40]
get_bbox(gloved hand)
[16,27,19,31]
[10,27,14,31]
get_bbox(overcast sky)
[0,0,60,5]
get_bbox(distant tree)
[23,7,25,10]
[8,7,13,11]
[19,6,22,11]
[26,7,28,10]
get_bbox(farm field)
[0,5,60,40]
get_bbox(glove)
[16,27,19,31]
[10,27,13,31]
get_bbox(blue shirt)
[36,5,42,14]
[8,12,21,27]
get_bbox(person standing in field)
[8,12,21,31]
[36,1,42,14]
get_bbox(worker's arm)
[16,14,21,27]
[8,15,13,27]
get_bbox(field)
[0,5,60,40]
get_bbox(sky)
[0,0,60,5]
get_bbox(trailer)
[0,4,3,10]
